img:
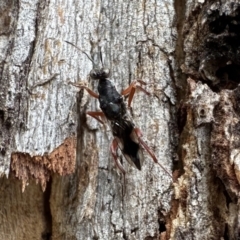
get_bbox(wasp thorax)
[90,68,110,80]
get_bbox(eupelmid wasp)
[66,41,172,178]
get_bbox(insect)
[66,41,172,177]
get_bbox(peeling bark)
[11,137,76,191]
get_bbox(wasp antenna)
[99,48,104,68]
[64,40,95,65]
[156,162,173,180]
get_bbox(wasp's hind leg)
[121,80,151,107]
[110,138,126,174]
[134,128,172,179]
[87,111,106,124]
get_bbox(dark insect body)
[70,67,171,177]
[96,72,126,120]
[65,40,171,177]
[97,79,142,169]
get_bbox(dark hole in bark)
[216,64,240,83]
[177,103,187,134]
[223,223,229,240]
[222,188,232,208]
[19,121,26,130]
[0,146,6,156]
[0,110,4,121]
[144,237,157,240]
[199,108,206,118]
[209,16,228,34]
[123,231,127,240]
[131,227,139,233]
[159,220,166,233]
[42,178,52,240]
[41,232,51,240]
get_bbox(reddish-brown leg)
[122,79,147,95]
[121,80,151,107]
[134,128,172,178]
[110,138,126,174]
[68,81,99,98]
[87,111,106,124]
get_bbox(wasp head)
[90,68,110,80]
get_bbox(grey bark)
[0,0,239,239]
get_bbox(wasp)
[66,42,172,177]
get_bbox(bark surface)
[0,0,239,239]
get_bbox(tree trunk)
[0,0,239,239]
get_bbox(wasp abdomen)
[111,120,142,170]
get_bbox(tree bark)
[0,0,239,239]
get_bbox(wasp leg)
[87,111,106,124]
[121,80,151,107]
[110,138,126,174]
[68,81,99,98]
[134,128,172,178]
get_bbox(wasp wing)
[111,119,144,170]
[116,135,144,170]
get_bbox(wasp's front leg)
[68,81,99,98]
[134,128,172,179]
[122,80,151,107]
[110,138,126,174]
